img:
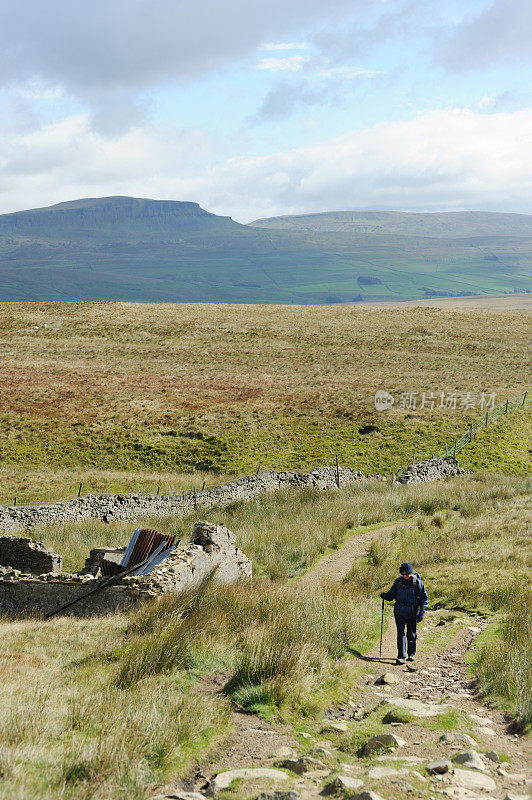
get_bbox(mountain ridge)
[0,196,530,303]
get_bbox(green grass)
[469,594,532,730]
[0,302,529,486]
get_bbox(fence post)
[78,482,83,497]
[193,486,197,510]
[256,463,261,474]
[523,391,528,407]
[412,452,416,464]
[156,485,160,496]
[485,411,488,428]
[453,440,457,457]
[201,480,206,491]
[13,496,16,507]
[335,454,340,488]
[505,398,509,414]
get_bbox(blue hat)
[400,562,414,573]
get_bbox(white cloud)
[259,42,308,51]
[252,56,307,72]
[1,107,531,222]
[313,66,384,79]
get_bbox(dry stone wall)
[0,467,369,533]
[0,535,62,573]
[0,460,466,535]
[394,457,466,484]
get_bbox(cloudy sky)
[0,0,531,221]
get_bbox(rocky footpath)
[154,610,531,800]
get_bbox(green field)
[0,198,530,302]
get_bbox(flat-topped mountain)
[0,197,530,302]
[0,196,242,240]
[250,209,532,238]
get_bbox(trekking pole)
[379,597,385,657]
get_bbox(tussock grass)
[473,592,532,729]
[0,614,231,800]
[118,577,377,710]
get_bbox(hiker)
[380,562,428,665]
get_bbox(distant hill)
[250,209,532,238]
[0,197,530,303]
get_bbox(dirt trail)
[156,523,531,800]
[298,524,397,587]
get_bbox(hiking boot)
[396,658,405,665]
[407,656,415,662]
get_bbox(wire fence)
[398,390,530,476]
[442,390,529,459]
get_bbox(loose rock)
[439,733,477,748]
[324,775,364,794]
[452,751,487,772]
[321,721,348,734]
[275,758,325,775]
[362,734,406,756]
[352,792,386,800]
[375,673,399,685]
[426,760,451,775]
[206,768,290,796]
[450,768,496,792]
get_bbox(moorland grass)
[0,302,529,481]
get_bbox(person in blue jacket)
[380,562,428,665]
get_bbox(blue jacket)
[381,574,428,620]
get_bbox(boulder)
[206,768,290,796]
[450,768,496,792]
[362,733,406,756]
[484,751,499,763]
[324,775,364,794]
[452,751,486,772]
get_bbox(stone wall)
[0,467,369,533]
[0,460,464,534]
[0,521,252,618]
[0,535,62,573]
[394,457,466,484]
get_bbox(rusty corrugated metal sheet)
[125,529,176,568]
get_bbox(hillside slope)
[249,209,532,238]
[0,198,531,302]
